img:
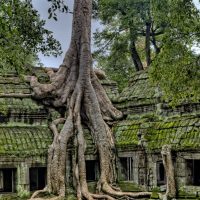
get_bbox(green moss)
[150,192,160,199]
[0,126,52,156]
[67,194,77,200]
[178,189,196,198]
[0,194,27,200]
[114,115,200,152]
[118,181,143,192]
[117,70,160,106]
[0,97,44,115]
[87,182,97,193]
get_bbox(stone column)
[17,162,30,193]
[176,156,186,187]
[138,151,147,188]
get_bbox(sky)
[32,0,200,68]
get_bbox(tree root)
[91,194,115,200]
[28,187,64,200]
[29,189,47,199]
[102,182,151,199]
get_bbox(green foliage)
[150,0,200,104]
[118,181,143,192]
[94,42,135,92]
[94,0,151,57]
[66,194,77,200]
[47,0,69,21]
[95,0,200,103]
[150,192,159,199]
[94,19,135,91]
[17,186,30,199]
[93,0,160,90]
[0,0,62,72]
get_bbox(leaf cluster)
[94,0,200,103]
[93,0,153,90]
[0,0,62,72]
[150,0,200,104]
[47,0,69,21]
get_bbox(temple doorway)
[0,168,16,193]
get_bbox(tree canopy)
[94,0,200,103]
[0,0,62,72]
[150,0,200,104]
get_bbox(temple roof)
[115,70,158,113]
[114,114,200,152]
[0,69,48,116]
[118,70,158,103]
[0,68,199,157]
[113,70,200,152]
[0,67,119,157]
[115,70,200,117]
[0,125,52,156]
[0,69,52,157]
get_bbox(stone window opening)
[186,159,200,186]
[157,161,166,186]
[86,160,99,181]
[0,168,16,193]
[119,157,133,181]
[29,167,47,191]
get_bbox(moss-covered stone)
[178,189,197,199]
[0,125,52,156]
[118,181,143,192]
[117,70,158,107]
[150,192,160,199]
[87,182,97,193]
[113,114,200,152]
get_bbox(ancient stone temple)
[0,69,52,194]
[0,69,200,198]
[113,71,200,197]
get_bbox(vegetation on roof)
[116,70,160,106]
[0,98,45,115]
[114,115,200,152]
[0,125,52,156]
[0,69,199,155]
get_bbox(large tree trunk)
[130,28,144,71]
[161,145,176,200]
[145,22,151,67]
[28,0,151,199]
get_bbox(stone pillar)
[133,153,139,184]
[17,162,29,193]
[138,151,147,188]
[176,156,186,187]
[147,155,156,190]
[147,155,162,189]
